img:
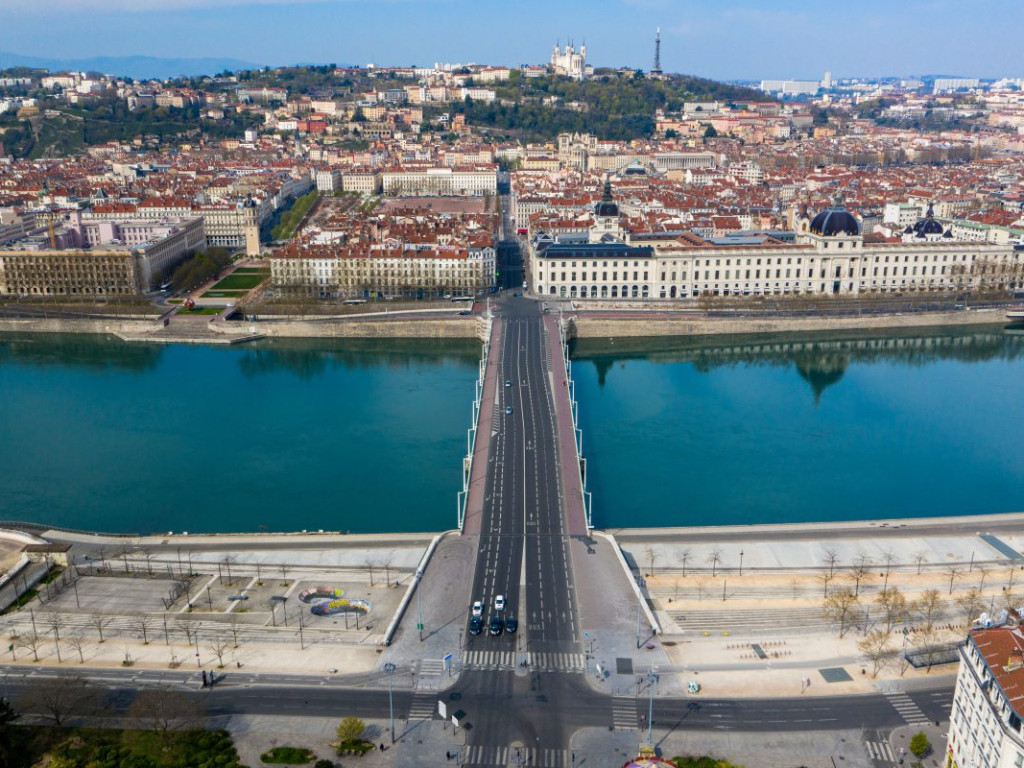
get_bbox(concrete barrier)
[382,531,450,646]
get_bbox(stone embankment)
[568,307,1008,338]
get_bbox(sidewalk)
[543,313,588,536]
[462,318,502,536]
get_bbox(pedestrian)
[379,743,385,752]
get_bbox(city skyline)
[1,0,1022,81]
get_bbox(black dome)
[912,206,944,236]
[809,207,860,236]
[595,179,619,218]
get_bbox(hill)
[0,52,260,81]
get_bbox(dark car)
[469,616,483,635]
[505,616,518,634]
[489,615,503,636]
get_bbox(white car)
[471,601,483,617]
[494,594,505,612]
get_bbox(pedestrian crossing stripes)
[865,740,896,763]
[884,691,930,725]
[462,650,585,672]
[612,695,638,730]
[407,694,436,720]
[420,659,445,675]
[462,745,570,767]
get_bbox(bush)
[909,731,931,758]
[260,745,314,764]
[314,761,335,768]
[336,739,373,757]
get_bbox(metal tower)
[652,27,662,75]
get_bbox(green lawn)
[201,290,248,298]
[210,273,267,290]
[232,267,268,275]
[180,306,225,315]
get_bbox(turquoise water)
[0,334,480,534]
[571,326,1024,528]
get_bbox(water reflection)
[237,337,480,379]
[571,325,1024,403]
[0,333,163,373]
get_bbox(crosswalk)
[612,695,638,730]
[884,691,930,725]
[462,745,570,767]
[462,650,585,672]
[865,740,896,763]
[417,659,446,690]
[407,693,436,720]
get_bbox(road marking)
[884,691,930,725]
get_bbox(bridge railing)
[457,317,491,531]
[557,315,593,529]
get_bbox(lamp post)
[646,669,658,744]
[384,662,396,743]
[739,550,744,577]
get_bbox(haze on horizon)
[1,0,1021,81]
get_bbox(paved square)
[819,666,854,683]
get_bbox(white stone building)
[382,165,498,197]
[947,626,1024,768]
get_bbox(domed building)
[902,203,950,243]
[589,178,625,243]
[809,206,860,237]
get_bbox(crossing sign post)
[443,653,453,677]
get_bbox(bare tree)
[280,564,289,585]
[65,635,87,664]
[913,588,944,629]
[706,548,723,578]
[116,540,137,575]
[221,555,236,587]
[382,554,393,587]
[823,547,840,578]
[678,547,692,577]
[849,554,873,597]
[175,618,200,646]
[89,615,113,643]
[128,686,205,740]
[227,613,242,648]
[642,546,657,577]
[976,566,990,593]
[18,670,98,726]
[912,550,929,575]
[956,587,986,625]
[255,562,263,586]
[945,565,963,595]
[695,578,707,601]
[139,548,154,577]
[132,614,153,645]
[44,612,67,663]
[857,630,897,678]
[208,634,231,668]
[817,569,834,598]
[364,558,378,587]
[823,587,860,638]
[880,550,898,592]
[17,631,44,662]
[875,587,908,632]
[913,624,946,673]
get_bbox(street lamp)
[739,550,744,577]
[646,669,658,744]
[384,662,396,743]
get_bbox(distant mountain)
[0,52,262,80]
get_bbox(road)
[0,664,952,736]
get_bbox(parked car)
[494,594,505,612]
[505,616,518,634]
[472,601,483,617]
[469,616,483,635]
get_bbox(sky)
[1,0,1021,81]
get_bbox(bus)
[450,296,474,303]
[343,298,367,305]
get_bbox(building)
[934,78,980,93]
[550,42,588,80]
[382,165,498,197]
[530,190,1024,300]
[270,241,495,299]
[0,214,204,295]
[947,624,1024,768]
[760,79,821,96]
[195,200,261,254]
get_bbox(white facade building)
[947,626,1024,768]
[382,166,498,197]
[550,42,588,80]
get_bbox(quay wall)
[0,317,159,335]
[209,316,484,340]
[569,308,1009,339]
